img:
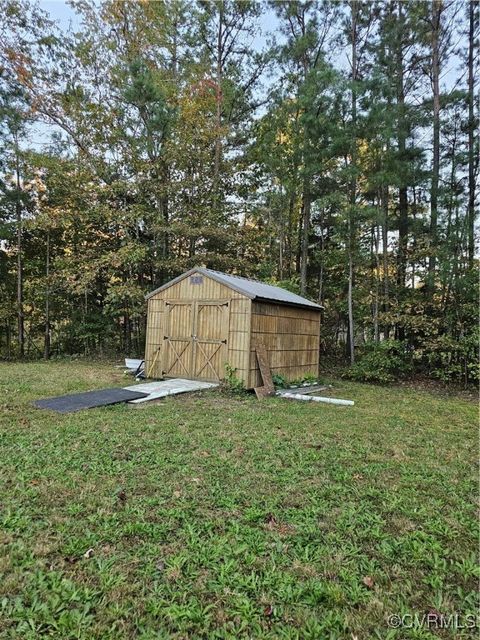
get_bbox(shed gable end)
[149,270,245,302]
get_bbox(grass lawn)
[0,361,478,639]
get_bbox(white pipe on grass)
[278,392,354,406]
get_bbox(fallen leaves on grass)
[265,513,277,526]
[265,513,296,536]
[362,575,375,588]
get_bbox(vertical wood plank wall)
[145,273,251,382]
[247,301,321,389]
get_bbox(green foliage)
[271,373,288,388]
[422,329,480,385]
[222,363,246,395]
[345,341,412,384]
[300,372,320,384]
[273,372,321,388]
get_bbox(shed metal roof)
[146,267,323,311]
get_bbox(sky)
[41,0,77,28]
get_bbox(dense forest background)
[0,0,478,384]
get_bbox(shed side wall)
[145,272,250,382]
[248,301,320,388]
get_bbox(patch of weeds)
[222,363,247,395]
[272,373,288,388]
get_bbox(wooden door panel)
[163,339,192,377]
[194,341,226,379]
[166,302,193,339]
[195,302,228,340]
[193,302,229,381]
[163,302,194,377]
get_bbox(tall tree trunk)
[390,1,409,342]
[44,228,50,360]
[299,24,311,296]
[286,190,295,277]
[14,133,24,358]
[347,254,355,361]
[428,0,442,280]
[300,189,311,295]
[157,161,170,278]
[318,208,324,305]
[467,0,476,267]
[279,188,284,279]
[214,1,224,187]
[382,183,390,339]
[372,215,380,343]
[396,1,408,294]
[347,0,358,364]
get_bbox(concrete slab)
[124,379,218,403]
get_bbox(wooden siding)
[247,301,320,388]
[145,271,251,382]
[145,272,320,388]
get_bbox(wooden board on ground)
[254,344,275,399]
[283,384,328,395]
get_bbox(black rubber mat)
[33,388,149,413]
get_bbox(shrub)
[345,340,412,384]
[422,329,479,385]
[272,373,288,388]
[223,363,246,394]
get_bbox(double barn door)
[162,300,229,381]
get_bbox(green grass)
[0,361,478,639]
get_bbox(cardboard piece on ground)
[254,345,275,399]
[124,378,218,403]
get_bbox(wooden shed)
[144,267,322,389]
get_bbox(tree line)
[0,0,478,384]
